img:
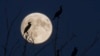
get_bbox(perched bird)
[71,47,78,56]
[24,22,31,34]
[53,5,62,20]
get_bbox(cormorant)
[53,5,62,20]
[24,22,31,34]
[53,5,63,56]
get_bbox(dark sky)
[0,0,100,56]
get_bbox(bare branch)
[8,39,19,56]
[60,33,77,51]
[4,8,22,56]
[81,32,100,56]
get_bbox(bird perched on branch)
[53,5,62,20]
[24,22,31,34]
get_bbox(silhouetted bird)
[71,47,78,56]
[53,5,63,56]
[53,5,62,20]
[23,22,31,56]
[57,49,60,56]
[24,22,31,34]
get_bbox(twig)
[60,33,77,51]
[54,17,59,56]
[81,32,100,56]
[4,8,22,56]
[56,33,77,56]
[23,32,30,56]
[34,40,54,56]
[8,39,19,56]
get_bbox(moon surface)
[21,12,53,44]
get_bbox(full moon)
[21,12,53,44]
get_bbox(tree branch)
[4,8,22,56]
[81,32,100,56]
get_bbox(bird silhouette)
[71,47,78,56]
[24,22,31,34]
[53,5,63,56]
[53,5,62,20]
[23,22,31,56]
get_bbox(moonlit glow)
[21,12,53,44]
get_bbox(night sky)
[0,0,100,56]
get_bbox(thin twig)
[34,40,54,56]
[60,33,77,51]
[54,17,59,56]
[81,32,100,56]
[8,39,19,56]
[23,32,29,56]
[4,8,22,56]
